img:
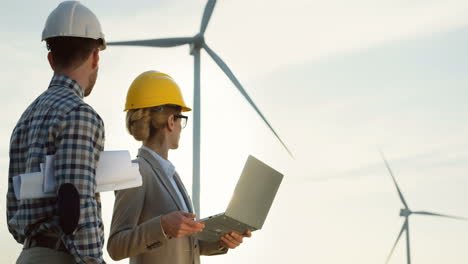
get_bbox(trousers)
[16,247,75,264]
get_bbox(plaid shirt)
[7,75,106,263]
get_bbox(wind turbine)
[379,151,468,264]
[108,0,293,216]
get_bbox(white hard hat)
[42,1,106,50]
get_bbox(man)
[7,1,107,263]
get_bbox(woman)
[107,71,250,264]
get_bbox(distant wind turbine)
[108,0,293,216]
[379,150,468,264]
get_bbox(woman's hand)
[219,230,252,249]
[161,211,205,239]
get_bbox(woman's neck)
[143,136,169,160]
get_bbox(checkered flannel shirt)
[7,75,106,263]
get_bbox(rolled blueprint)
[14,150,142,200]
[96,162,141,192]
[13,172,55,200]
[95,151,135,185]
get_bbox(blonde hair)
[126,105,181,141]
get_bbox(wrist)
[160,215,171,239]
[217,241,226,251]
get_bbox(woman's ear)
[167,114,175,131]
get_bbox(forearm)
[54,105,106,263]
[62,194,105,264]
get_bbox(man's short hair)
[46,37,102,70]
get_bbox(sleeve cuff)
[160,216,169,239]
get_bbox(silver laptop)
[194,155,283,242]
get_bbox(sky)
[1,0,468,263]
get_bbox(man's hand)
[219,230,252,249]
[161,211,205,239]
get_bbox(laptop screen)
[225,155,283,229]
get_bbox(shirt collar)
[141,145,176,178]
[48,74,84,99]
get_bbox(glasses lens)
[175,114,188,128]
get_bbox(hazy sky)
[1,0,468,263]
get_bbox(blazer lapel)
[173,172,197,253]
[137,148,185,211]
[173,172,194,214]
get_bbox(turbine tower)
[108,0,293,216]
[380,151,467,264]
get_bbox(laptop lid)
[225,155,283,229]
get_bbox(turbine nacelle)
[190,34,205,54]
[400,208,412,217]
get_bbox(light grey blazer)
[107,148,227,264]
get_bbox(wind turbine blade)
[203,43,294,158]
[413,211,468,221]
[379,150,409,209]
[108,37,193,48]
[386,220,408,264]
[406,219,411,264]
[200,0,217,34]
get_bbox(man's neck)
[54,68,87,94]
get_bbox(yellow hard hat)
[125,71,192,112]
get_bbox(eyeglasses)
[174,114,188,128]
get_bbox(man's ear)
[47,52,55,70]
[167,114,175,132]
[91,49,99,70]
